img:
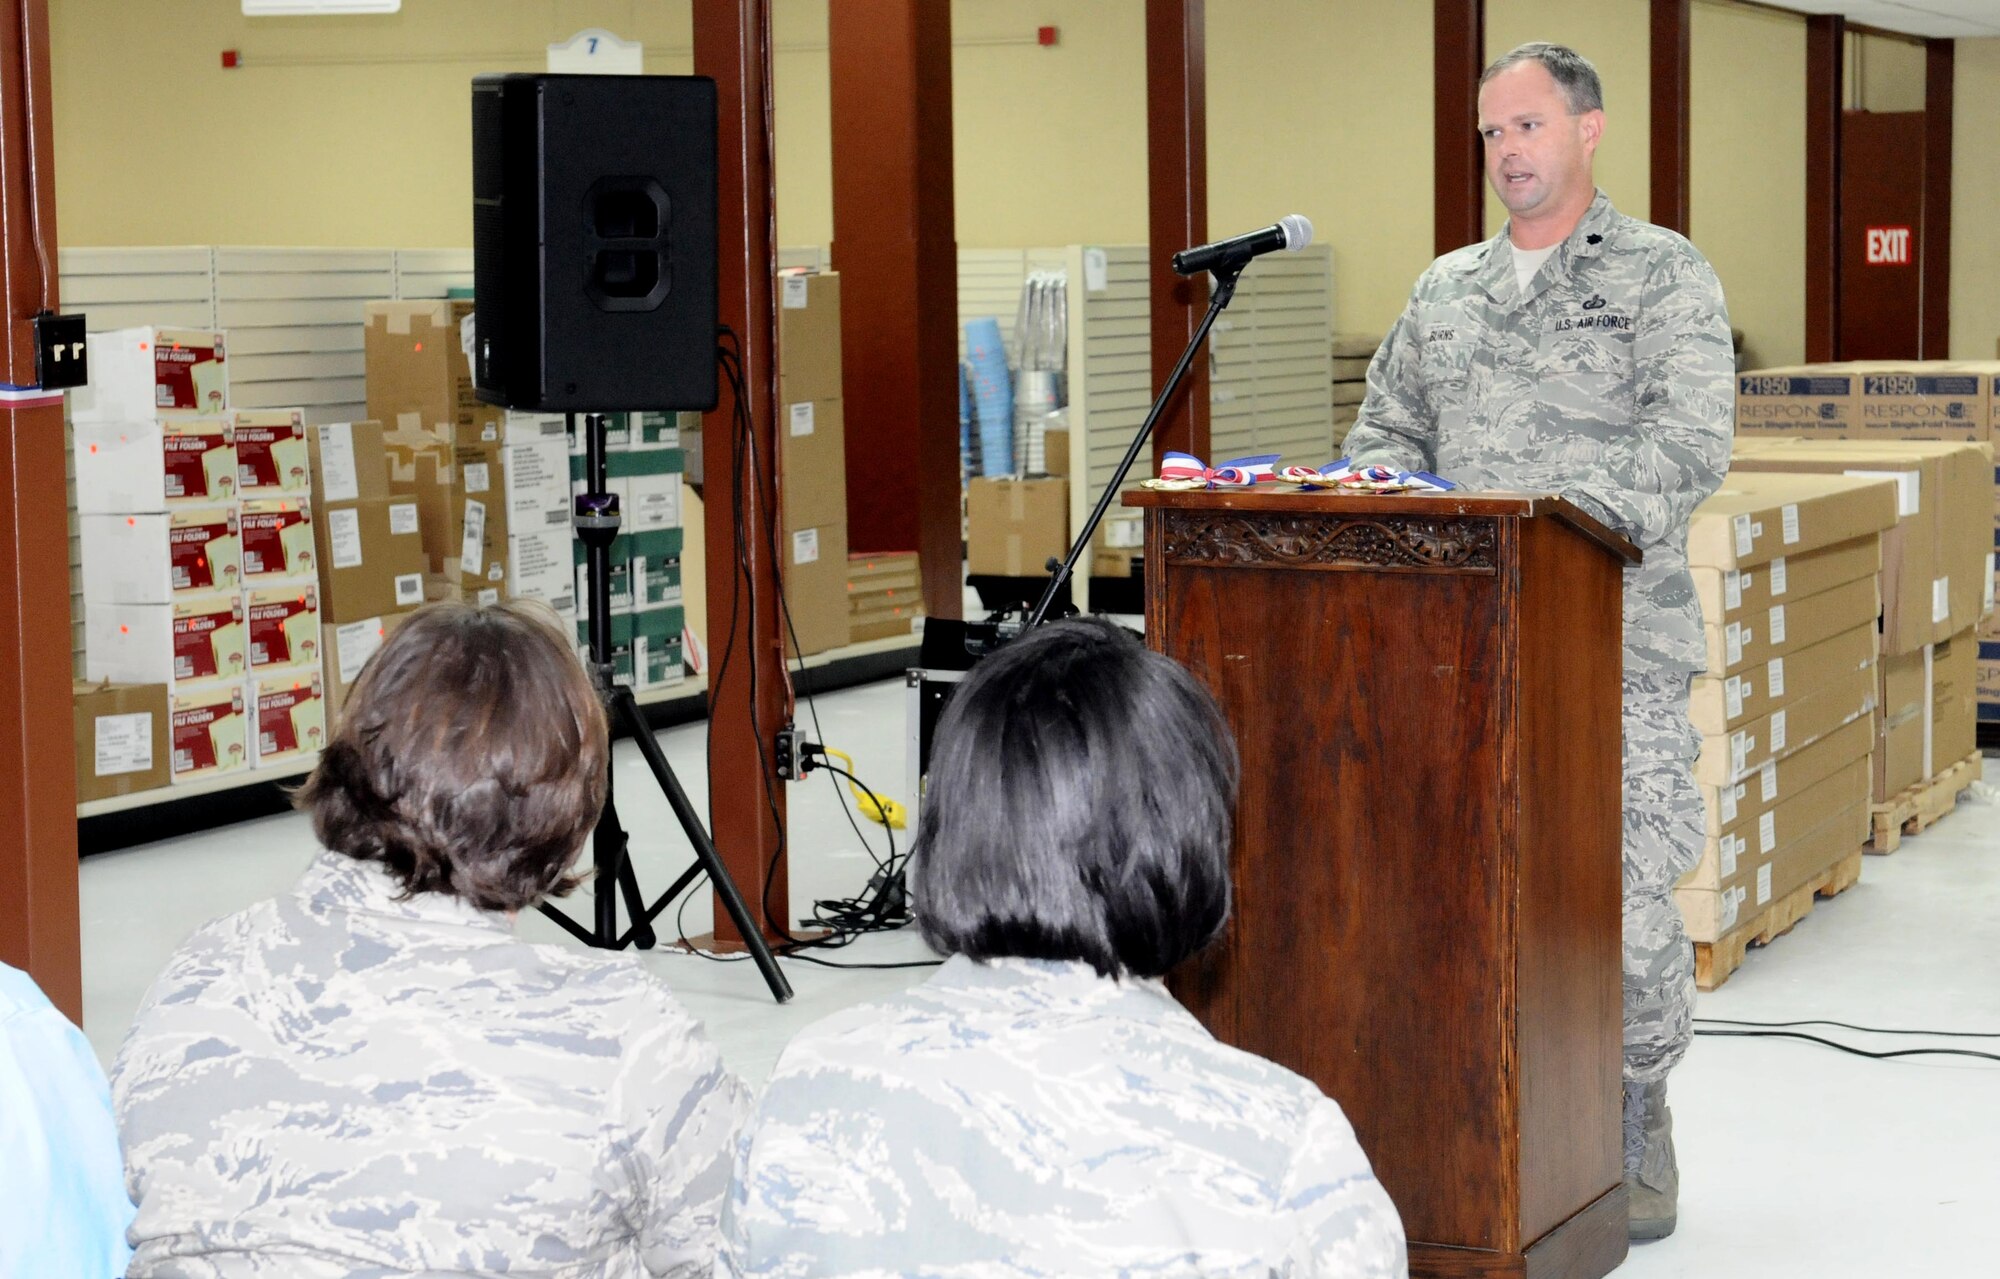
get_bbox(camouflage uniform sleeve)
[1343,285,1434,472]
[604,980,751,1278]
[1282,1099,1409,1278]
[1556,251,1733,549]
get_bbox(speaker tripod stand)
[537,411,793,1004]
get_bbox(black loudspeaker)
[471,73,718,413]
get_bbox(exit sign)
[1866,226,1912,265]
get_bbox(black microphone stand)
[1021,257,1247,631]
[538,411,793,1004]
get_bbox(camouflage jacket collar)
[929,953,1190,1023]
[1461,189,1621,302]
[297,850,513,935]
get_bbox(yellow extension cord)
[819,748,908,830]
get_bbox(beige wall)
[1208,1,1433,338]
[1485,0,1651,229]
[1690,0,1805,369]
[1852,31,1927,112]
[1950,38,2000,361]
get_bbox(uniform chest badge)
[1582,294,1608,310]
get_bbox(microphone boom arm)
[1024,260,1246,630]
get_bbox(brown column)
[1649,0,1692,236]
[1145,0,1209,465]
[692,0,788,947]
[1805,14,1844,363]
[1435,0,1487,257]
[0,0,80,1021]
[1921,39,1953,359]
[828,1,962,620]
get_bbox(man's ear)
[1579,108,1605,156]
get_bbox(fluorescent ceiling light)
[244,0,402,15]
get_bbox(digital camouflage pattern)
[1347,192,1724,1092]
[1346,190,1734,676]
[717,955,1407,1279]
[111,852,748,1278]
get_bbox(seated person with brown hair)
[112,601,747,1278]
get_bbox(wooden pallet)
[1867,752,1985,854]
[1694,849,1864,991]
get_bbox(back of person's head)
[913,616,1238,979]
[294,600,607,913]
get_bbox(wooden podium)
[1128,489,1639,1279]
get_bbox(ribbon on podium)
[1281,461,1457,493]
[1143,451,1282,491]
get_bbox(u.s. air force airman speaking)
[1344,42,1734,1241]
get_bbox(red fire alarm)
[221,49,240,68]
[1038,26,1058,46]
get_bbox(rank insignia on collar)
[1582,294,1608,311]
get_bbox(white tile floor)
[78,679,2000,1275]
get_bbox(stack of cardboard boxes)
[847,552,922,643]
[1735,360,1998,764]
[1675,472,1899,948]
[777,271,851,658]
[75,329,328,786]
[571,412,686,689]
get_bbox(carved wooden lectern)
[1129,489,1639,1279]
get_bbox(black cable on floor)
[1695,1017,2000,1039]
[1693,1027,2000,1064]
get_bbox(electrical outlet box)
[34,312,88,390]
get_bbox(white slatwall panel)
[1056,245,1151,577]
[394,248,474,299]
[1209,246,1336,464]
[216,247,392,424]
[59,246,216,330]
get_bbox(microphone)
[1172,215,1313,276]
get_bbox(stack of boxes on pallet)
[1736,362,2000,732]
[307,421,426,725]
[1330,332,1380,450]
[1676,473,1899,967]
[74,329,327,789]
[777,271,852,658]
[847,552,923,643]
[570,412,686,689]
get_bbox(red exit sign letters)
[1866,226,1912,266]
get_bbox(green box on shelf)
[575,606,681,650]
[634,554,682,610]
[631,411,681,452]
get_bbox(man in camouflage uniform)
[1344,42,1731,1240]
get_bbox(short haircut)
[912,616,1239,979]
[1481,42,1604,114]
[295,600,608,913]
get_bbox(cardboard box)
[1852,364,1987,442]
[505,433,572,535]
[968,477,1069,577]
[1681,756,1872,892]
[251,669,327,769]
[1735,367,1861,437]
[1726,440,1994,652]
[169,680,249,783]
[1876,647,1927,800]
[86,592,248,686]
[507,526,576,613]
[782,522,850,658]
[781,397,848,531]
[574,608,685,689]
[1931,629,1979,776]
[1677,799,1869,942]
[847,551,923,643]
[75,416,238,511]
[239,498,316,583]
[1702,575,1878,676]
[384,421,506,596]
[1697,636,1877,785]
[576,528,685,618]
[776,271,842,403]
[1691,621,1878,736]
[80,506,241,602]
[308,420,391,504]
[234,409,312,497]
[72,680,172,802]
[364,300,499,435]
[1690,472,1899,570]
[504,411,569,447]
[1979,636,2000,724]
[244,582,323,675]
[71,327,229,422]
[1691,534,1880,628]
[323,611,414,728]
[1042,426,1070,477]
[1701,714,1872,840]
[314,498,427,623]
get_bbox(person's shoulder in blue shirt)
[0,961,134,1278]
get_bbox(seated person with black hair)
[717,616,1406,1277]
[112,601,747,1278]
